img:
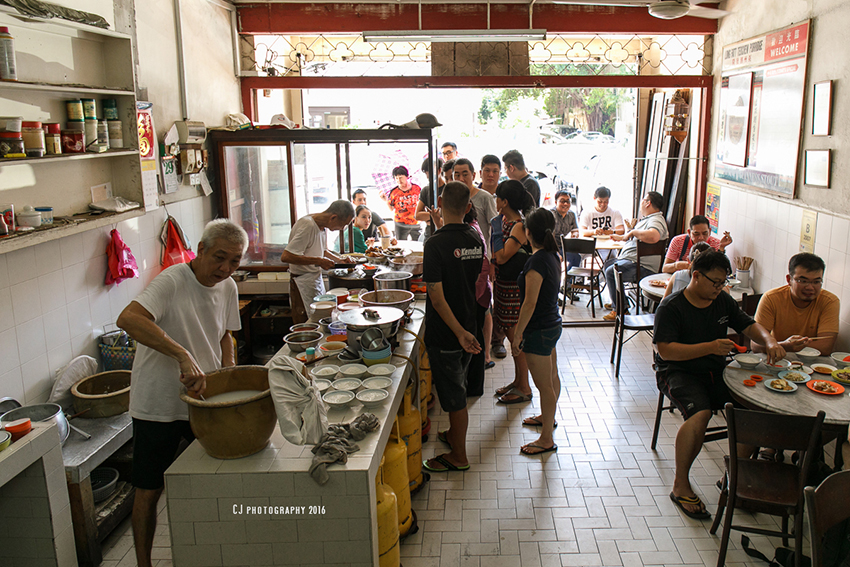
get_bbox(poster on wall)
[800,209,817,253]
[715,21,810,197]
[137,102,159,211]
[705,183,721,235]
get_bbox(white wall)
[710,0,850,350]
[0,0,239,404]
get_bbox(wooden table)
[593,237,624,251]
[724,354,850,465]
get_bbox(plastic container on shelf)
[34,207,53,224]
[0,116,22,132]
[0,131,24,157]
[21,121,45,157]
[0,27,17,81]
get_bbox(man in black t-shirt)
[653,251,784,520]
[503,149,540,207]
[423,181,484,474]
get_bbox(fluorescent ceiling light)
[362,29,547,43]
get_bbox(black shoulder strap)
[677,235,691,261]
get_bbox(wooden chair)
[561,236,603,318]
[630,239,668,313]
[650,390,728,451]
[710,403,825,567]
[733,292,763,349]
[610,264,655,378]
[804,470,850,567]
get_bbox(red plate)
[743,379,756,387]
[806,380,845,395]
[749,374,765,382]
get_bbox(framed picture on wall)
[804,150,831,187]
[812,80,833,136]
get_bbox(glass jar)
[21,121,45,157]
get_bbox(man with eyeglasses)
[753,253,839,355]
[654,251,784,520]
[441,142,458,162]
[662,215,733,274]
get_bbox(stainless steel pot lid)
[0,397,21,418]
[373,271,412,281]
[337,306,404,328]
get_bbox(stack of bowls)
[362,344,392,366]
[328,321,347,338]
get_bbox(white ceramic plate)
[764,378,798,393]
[778,370,809,384]
[362,377,392,390]
[811,363,838,375]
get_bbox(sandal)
[520,443,557,455]
[522,416,558,429]
[422,454,470,472]
[669,492,711,520]
[497,388,533,404]
[485,360,496,369]
[495,383,517,396]
[437,429,451,449]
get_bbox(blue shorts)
[521,325,562,356]
[427,347,472,413]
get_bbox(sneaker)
[602,310,618,321]
[492,344,507,359]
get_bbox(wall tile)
[7,247,38,286]
[59,234,84,269]
[21,356,50,404]
[38,272,67,314]
[0,287,13,333]
[831,216,850,250]
[138,238,159,273]
[17,316,47,365]
[85,256,108,292]
[107,283,130,321]
[816,213,833,249]
[34,242,63,278]
[0,328,20,375]
[66,297,92,339]
[117,217,141,247]
[122,276,145,305]
[62,263,87,304]
[828,246,847,284]
[0,253,8,290]
[81,227,110,262]
[88,289,111,328]
[139,211,157,243]
[11,281,43,326]
[70,331,98,361]
[0,366,24,402]
[42,306,71,348]
[788,205,804,232]
[46,342,73,377]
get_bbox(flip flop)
[485,360,496,369]
[497,388,533,404]
[522,416,558,429]
[437,429,452,449]
[495,383,517,396]
[669,492,711,520]
[520,443,558,455]
[422,454,470,472]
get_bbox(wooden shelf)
[0,6,132,40]
[0,208,145,254]
[0,149,138,165]
[0,80,134,97]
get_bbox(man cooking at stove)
[281,200,356,323]
[117,219,247,567]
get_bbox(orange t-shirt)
[388,184,421,226]
[754,285,840,342]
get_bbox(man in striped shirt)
[662,215,733,274]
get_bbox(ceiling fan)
[647,0,729,20]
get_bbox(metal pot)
[373,270,413,291]
[337,306,405,350]
[0,403,70,445]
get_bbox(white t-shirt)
[129,263,241,422]
[470,189,498,257]
[285,216,326,276]
[579,207,624,233]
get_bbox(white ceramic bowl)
[339,363,367,379]
[323,389,354,408]
[312,378,332,393]
[763,359,791,375]
[333,378,362,391]
[356,388,388,407]
[310,365,339,379]
[733,353,763,370]
[796,347,821,364]
[319,342,346,355]
[362,377,392,390]
[831,352,850,369]
[366,363,397,377]
[309,301,336,321]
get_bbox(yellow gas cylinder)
[419,343,433,405]
[382,419,413,537]
[398,380,424,491]
[376,458,400,567]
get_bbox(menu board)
[715,21,810,197]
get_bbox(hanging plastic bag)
[105,228,139,285]
[161,216,195,269]
[268,354,328,445]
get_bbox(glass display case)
[209,128,435,266]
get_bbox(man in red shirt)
[388,165,422,241]
[662,215,733,274]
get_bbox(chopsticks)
[807,337,831,341]
[735,256,753,270]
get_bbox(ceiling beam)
[237,3,717,35]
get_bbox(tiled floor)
[101,319,803,567]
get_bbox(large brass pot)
[180,366,276,459]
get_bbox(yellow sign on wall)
[800,210,817,253]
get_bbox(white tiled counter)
[0,422,77,567]
[165,305,424,567]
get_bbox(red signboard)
[765,23,808,63]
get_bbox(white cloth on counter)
[268,354,328,445]
[89,196,141,212]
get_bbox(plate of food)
[778,370,810,383]
[807,380,845,395]
[831,368,850,385]
[811,363,838,375]
[788,361,814,374]
[765,378,797,392]
[649,279,669,288]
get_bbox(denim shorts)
[521,325,562,356]
[426,347,472,413]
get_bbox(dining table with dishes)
[639,272,754,303]
[724,350,850,467]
